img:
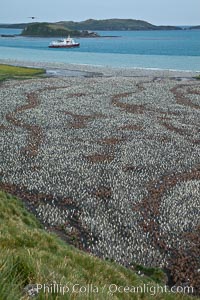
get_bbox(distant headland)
[0,19,199,37]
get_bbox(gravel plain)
[0,61,200,293]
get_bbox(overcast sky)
[1,0,199,25]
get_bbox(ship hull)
[48,43,80,48]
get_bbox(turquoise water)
[0,28,200,71]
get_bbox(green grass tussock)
[0,190,194,299]
[0,64,45,81]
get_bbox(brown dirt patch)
[133,165,200,293]
[92,187,112,199]
[99,137,125,145]
[171,84,200,110]
[84,153,114,163]
[118,124,143,131]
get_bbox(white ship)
[49,36,80,48]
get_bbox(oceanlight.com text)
[33,283,194,296]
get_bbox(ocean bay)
[0,28,200,71]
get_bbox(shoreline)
[0,58,199,78]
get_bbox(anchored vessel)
[49,36,80,48]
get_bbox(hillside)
[1,19,182,33]
[189,25,200,30]
[57,18,158,30]
[0,23,28,29]
[0,190,194,300]
[57,18,181,31]
[20,19,182,38]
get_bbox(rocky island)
[21,22,99,37]
[0,18,188,38]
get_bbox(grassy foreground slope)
[0,190,194,300]
[0,64,45,81]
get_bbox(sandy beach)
[0,60,200,292]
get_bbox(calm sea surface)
[0,28,200,71]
